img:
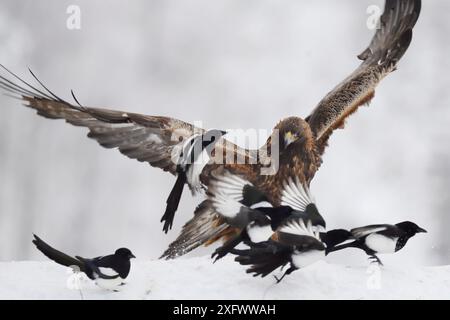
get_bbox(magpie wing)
[76,255,121,280]
[162,170,266,259]
[351,224,389,239]
[280,177,315,212]
[208,169,268,207]
[279,177,325,229]
[275,217,324,249]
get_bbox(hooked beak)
[417,227,427,233]
[220,130,228,136]
[284,132,297,147]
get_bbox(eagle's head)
[273,117,314,153]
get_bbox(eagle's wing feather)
[0,66,208,175]
[0,67,255,176]
[306,0,421,155]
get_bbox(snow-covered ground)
[1,257,449,300]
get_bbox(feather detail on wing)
[210,191,243,219]
[209,170,254,202]
[280,177,315,211]
[351,225,388,239]
[0,65,205,175]
[160,200,234,259]
[278,218,321,241]
[306,0,421,156]
[208,169,268,205]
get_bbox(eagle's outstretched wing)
[0,65,211,175]
[306,0,421,155]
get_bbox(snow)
[1,257,449,300]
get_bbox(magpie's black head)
[115,248,136,260]
[396,221,427,236]
[323,229,353,248]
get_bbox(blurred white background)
[0,0,449,266]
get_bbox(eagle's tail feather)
[160,200,235,259]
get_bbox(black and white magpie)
[32,234,135,290]
[232,217,326,283]
[208,171,327,261]
[319,228,354,250]
[326,221,427,265]
[161,129,227,233]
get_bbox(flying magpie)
[326,221,427,265]
[32,234,135,290]
[208,171,326,262]
[161,128,227,233]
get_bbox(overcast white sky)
[0,0,449,266]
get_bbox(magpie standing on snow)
[161,128,227,233]
[32,234,135,290]
[208,171,326,262]
[326,221,427,265]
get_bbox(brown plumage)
[0,0,421,259]
[162,0,421,258]
[306,0,421,157]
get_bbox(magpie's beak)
[417,227,427,233]
[130,254,136,259]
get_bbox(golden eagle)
[0,0,421,259]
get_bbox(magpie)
[326,221,427,265]
[208,171,326,262]
[319,228,354,251]
[161,128,227,233]
[0,0,422,261]
[232,217,326,283]
[32,234,135,290]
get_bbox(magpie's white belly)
[94,267,124,290]
[246,225,272,243]
[95,277,124,290]
[365,234,397,254]
[291,249,325,268]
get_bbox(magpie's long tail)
[32,234,84,271]
[161,173,187,233]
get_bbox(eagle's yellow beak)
[284,131,298,147]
